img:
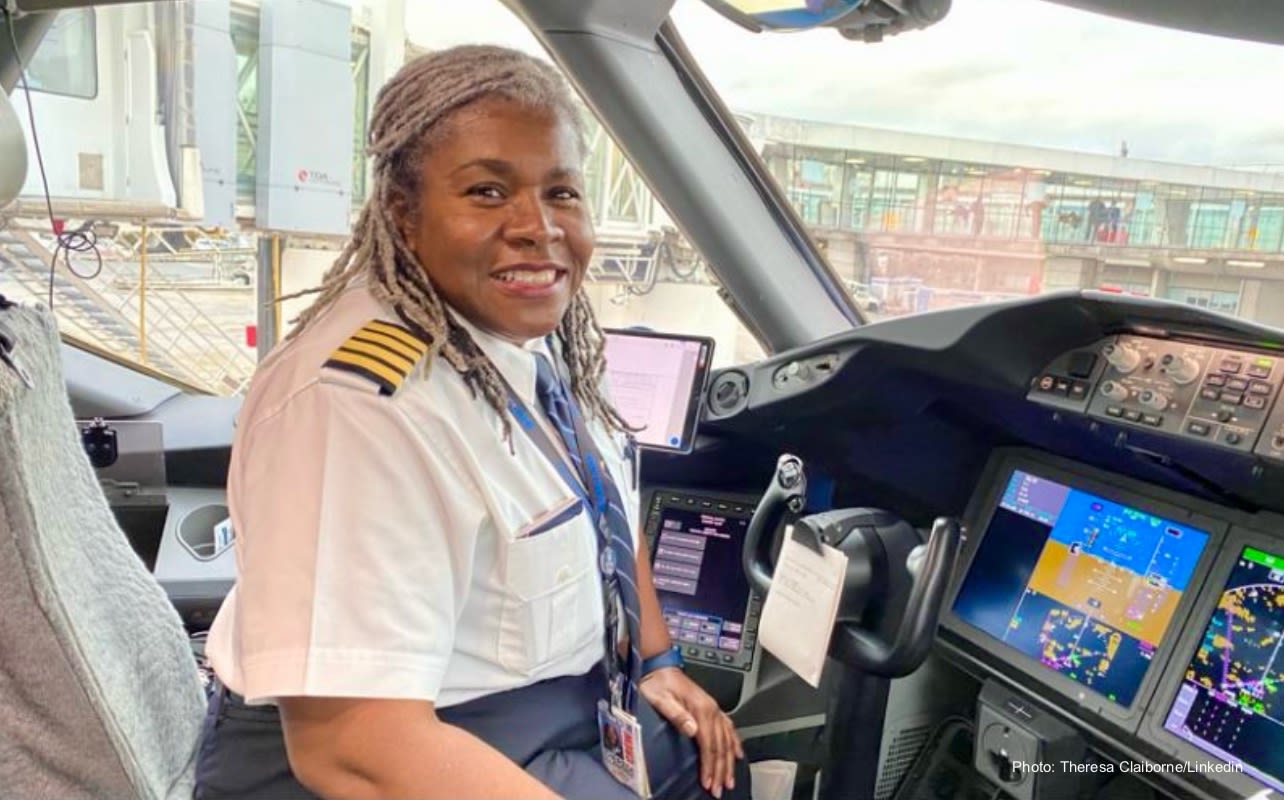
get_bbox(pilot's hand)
[638,667,744,798]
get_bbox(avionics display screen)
[603,330,713,453]
[651,506,752,655]
[1163,546,1284,793]
[953,469,1210,707]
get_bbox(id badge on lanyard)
[499,357,650,796]
[597,698,651,798]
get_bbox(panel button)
[1124,409,1143,422]
[1226,432,1244,446]
[1222,392,1245,406]
[1036,374,1056,392]
[1227,378,1250,392]
[1054,378,1072,395]
[1248,365,1273,379]
[1187,422,1211,437]
[1250,382,1273,396]
[1201,388,1222,401]
[1105,406,1124,418]
[1207,374,1227,387]
[1069,382,1088,400]
[703,649,717,661]
[685,646,700,657]
[1246,395,1269,410]
[1215,409,1234,423]
[1142,414,1163,427]
[1221,359,1244,374]
[721,654,736,664]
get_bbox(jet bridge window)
[25,9,97,100]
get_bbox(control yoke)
[744,454,961,678]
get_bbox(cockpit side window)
[25,9,97,100]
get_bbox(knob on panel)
[1103,342,1142,374]
[1160,353,1201,385]
[1139,390,1169,411]
[786,361,811,380]
[1100,380,1129,402]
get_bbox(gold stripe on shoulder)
[324,350,401,395]
[338,339,415,373]
[350,329,423,362]
[362,320,428,355]
[322,319,428,395]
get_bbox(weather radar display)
[1165,547,1284,793]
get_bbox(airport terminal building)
[741,113,1284,327]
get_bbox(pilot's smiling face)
[400,96,594,345]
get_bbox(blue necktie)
[533,353,643,691]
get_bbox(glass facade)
[764,144,1284,255]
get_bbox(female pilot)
[195,45,748,800]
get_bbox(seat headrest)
[0,89,28,208]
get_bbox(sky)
[402,0,1284,168]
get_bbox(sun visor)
[0,90,28,208]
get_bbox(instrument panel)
[642,488,767,673]
[1029,334,1284,461]
[943,448,1284,800]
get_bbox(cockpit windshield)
[674,0,1284,324]
[4,0,1284,396]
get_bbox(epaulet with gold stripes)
[323,319,429,395]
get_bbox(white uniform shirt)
[205,283,641,708]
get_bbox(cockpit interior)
[5,1,1284,799]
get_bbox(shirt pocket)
[497,506,601,675]
[515,496,585,539]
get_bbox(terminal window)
[1164,546,1284,793]
[954,469,1210,706]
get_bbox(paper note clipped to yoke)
[757,525,848,688]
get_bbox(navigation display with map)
[953,469,1211,706]
[1163,546,1284,793]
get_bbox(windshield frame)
[505,0,861,354]
[656,17,865,329]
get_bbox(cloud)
[671,0,1284,166]
[403,0,1284,168]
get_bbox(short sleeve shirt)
[204,284,641,708]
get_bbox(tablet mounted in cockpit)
[602,328,714,454]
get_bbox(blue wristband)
[641,645,686,676]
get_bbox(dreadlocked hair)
[279,44,633,442]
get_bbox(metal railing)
[0,223,258,394]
